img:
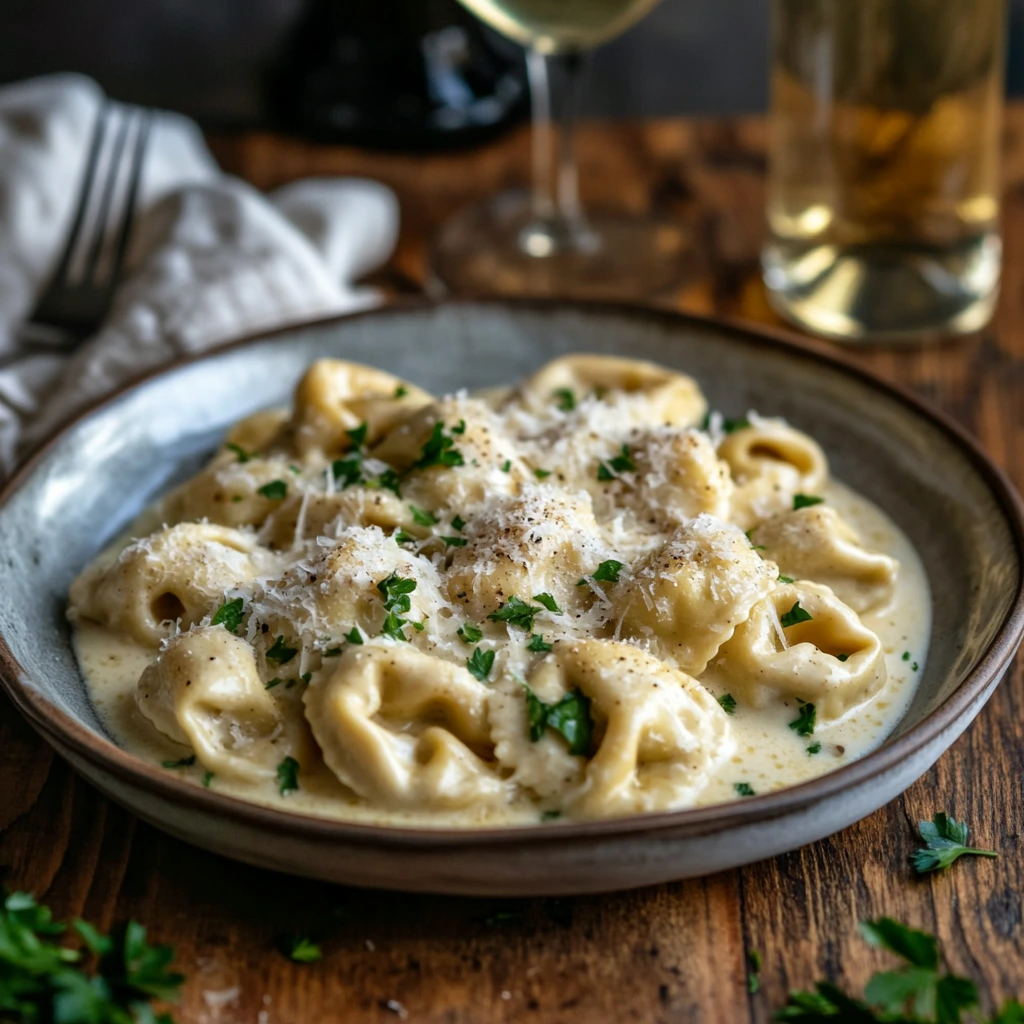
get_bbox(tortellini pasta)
[70,353,918,828]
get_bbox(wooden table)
[2,111,1023,1023]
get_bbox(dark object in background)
[275,0,529,149]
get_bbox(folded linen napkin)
[0,74,400,476]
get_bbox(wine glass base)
[429,190,694,300]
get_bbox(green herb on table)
[225,442,252,463]
[452,418,467,435]
[265,678,282,690]
[380,611,410,642]
[210,597,245,634]
[721,415,751,433]
[780,600,812,628]
[912,813,998,874]
[393,528,417,546]
[411,421,464,471]
[747,949,762,994]
[258,479,288,500]
[458,623,483,645]
[718,693,737,715]
[788,700,816,737]
[467,647,495,682]
[276,756,300,795]
[161,755,196,769]
[487,595,542,631]
[553,388,576,412]
[776,917,1023,1022]
[266,636,298,666]
[793,494,824,510]
[522,683,594,756]
[500,459,512,473]
[596,445,636,481]
[734,782,756,797]
[532,592,562,614]
[0,889,184,1023]
[577,559,623,586]
[277,934,322,964]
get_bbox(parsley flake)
[409,505,438,526]
[210,597,244,633]
[903,651,911,661]
[276,756,300,795]
[162,755,196,769]
[266,635,298,665]
[451,514,466,531]
[553,388,576,412]
[500,460,512,473]
[778,573,795,584]
[532,592,561,613]
[331,455,364,489]
[788,699,817,737]
[225,442,252,463]
[381,610,410,642]
[780,600,813,628]
[442,535,467,547]
[467,647,495,681]
[258,479,288,500]
[522,684,594,756]
[912,812,998,874]
[745,529,766,551]
[806,742,821,755]
[278,934,322,963]
[487,595,542,631]
[345,626,364,645]
[458,623,483,645]
[578,560,623,586]
[718,693,737,715]
[394,384,409,398]
[346,422,368,448]
[412,420,465,471]
[734,782,756,797]
[527,634,553,653]
[377,573,417,614]
[534,467,552,479]
[596,444,636,481]
[793,493,824,510]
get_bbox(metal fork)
[20,102,152,349]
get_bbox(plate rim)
[1,296,1022,848]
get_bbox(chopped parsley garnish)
[161,755,196,769]
[912,661,919,671]
[203,770,214,787]
[300,672,312,683]
[734,782,756,797]
[452,418,467,435]
[722,416,751,433]
[331,456,363,488]
[381,610,410,642]
[394,384,409,398]
[451,514,466,531]
[541,809,563,821]
[522,684,594,756]
[467,647,495,682]
[412,420,465,471]
[0,889,184,1021]
[778,574,795,584]
[409,505,438,526]
[487,595,542,631]
[258,479,288,500]
[393,528,417,545]
[377,573,417,614]
[369,467,402,497]
[500,460,512,473]
[265,678,282,690]
[902,651,911,661]
[266,635,298,665]
[534,468,552,479]
[806,742,821,755]
[553,387,576,412]
[578,560,623,586]
[718,693,737,715]
[779,917,1024,1023]
[225,441,252,463]
[793,493,824,510]
[747,949,762,994]
[837,652,849,662]
[345,626,364,645]
[458,623,483,645]
[210,597,244,633]
[276,756,300,795]
[596,444,636,481]
[289,463,302,475]
[278,934,322,963]
[527,634,553,653]
[912,812,998,874]
[411,620,425,632]
[346,422,368,448]
[780,600,812,628]
[442,535,467,547]
[788,699,816,737]
[323,647,342,657]
[532,592,561,614]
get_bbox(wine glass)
[430,0,690,300]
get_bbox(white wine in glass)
[430,0,691,300]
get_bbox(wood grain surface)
[2,110,1023,1023]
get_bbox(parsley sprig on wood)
[912,813,998,874]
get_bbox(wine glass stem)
[524,48,595,253]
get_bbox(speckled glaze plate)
[1,300,1022,896]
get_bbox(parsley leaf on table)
[277,935,323,963]
[912,812,998,874]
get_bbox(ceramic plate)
[1,300,1022,895]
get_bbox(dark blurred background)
[2,0,1023,134]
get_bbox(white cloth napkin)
[0,74,400,476]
